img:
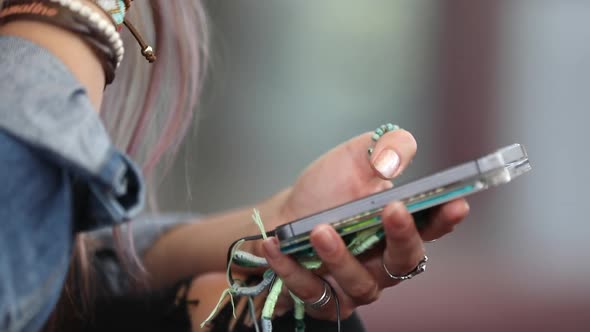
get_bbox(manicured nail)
[372,149,400,178]
[314,226,338,254]
[262,237,281,260]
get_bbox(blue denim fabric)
[0,35,146,331]
[0,36,145,230]
[0,131,72,332]
[83,149,145,231]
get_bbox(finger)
[370,129,417,179]
[377,201,425,287]
[310,225,380,306]
[419,199,470,242]
[261,237,332,310]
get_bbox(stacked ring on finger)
[382,255,428,281]
[368,123,400,156]
[304,281,332,310]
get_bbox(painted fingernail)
[262,237,281,260]
[372,149,400,178]
[314,226,338,254]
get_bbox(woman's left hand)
[259,128,470,320]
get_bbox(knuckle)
[320,248,347,266]
[266,252,294,273]
[384,219,414,243]
[298,288,320,303]
[275,262,297,280]
[293,282,324,303]
[348,280,379,304]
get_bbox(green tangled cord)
[201,208,385,332]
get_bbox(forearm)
[0,0,107,110]
[142,189,292,288]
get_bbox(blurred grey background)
[160,1,590,331]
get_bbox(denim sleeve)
[0,35,145,232]
[0,131,73,332]
[0,35,144,332]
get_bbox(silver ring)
[305,281,332,310]
[383,255,428,281]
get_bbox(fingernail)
[262,237,281,260]
[372,149,400,178]
[463,200,471,214]
[313,226,338,254]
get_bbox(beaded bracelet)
[94,0,156,63]
[0,0,124,84]
[95,0,126,28]
[368,123,400,156]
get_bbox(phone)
[275,143,532,258]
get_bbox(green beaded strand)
[368,123,400,155]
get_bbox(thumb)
[343,127,417,182]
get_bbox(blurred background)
[159,1,590,331]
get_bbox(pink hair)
[102,0,209,188]
[100,0,209,280]
[45,1,209,329]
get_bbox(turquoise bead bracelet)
[368,123,400,156]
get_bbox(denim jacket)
[0,36,145,332]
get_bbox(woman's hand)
[259,129,470,320]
